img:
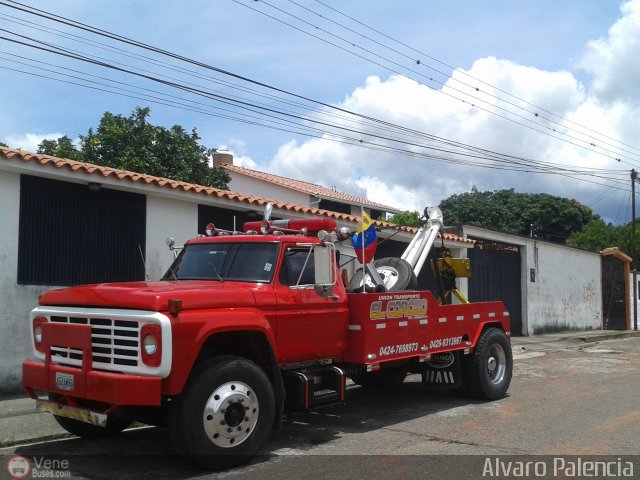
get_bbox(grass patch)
[0,438,15,448]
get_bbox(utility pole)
[632,169,638,331]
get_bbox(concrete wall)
[145,196,197,280]
[526,240,601,334]
[0,171,54,393]
[629,272,639,331]
[463,226,602,335]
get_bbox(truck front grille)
[49,316,141,368]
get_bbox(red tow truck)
[22,206,512,470]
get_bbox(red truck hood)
[39,281,259,312]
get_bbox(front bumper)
[23,360,162,406]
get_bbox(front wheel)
[169,356,275,470]
[461,328,513,400]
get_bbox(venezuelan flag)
[352,211,378,264]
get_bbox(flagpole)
[361,206,366,293]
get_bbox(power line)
[0,30,626,187]
[0,1,630,194]
[307,0,640,158]
[235,0,640,167]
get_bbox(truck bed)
[343,290,510,365]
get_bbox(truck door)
[274,244,348,363]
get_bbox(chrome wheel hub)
[203,381,259,448]
[486,344,506,385]
[376,266,399,289]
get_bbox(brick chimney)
[212,152,233,167]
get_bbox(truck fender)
[469,321,508,349]
[163,308,279,396]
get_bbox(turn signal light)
[168,299,182,316]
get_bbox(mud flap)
[420,351,461,388]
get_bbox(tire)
[351,368,407,388]
[374,257,418,291]
[461,328,513,400]
[48,394,131,439]
[169,356,275,471]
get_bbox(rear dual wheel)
[461,328,512,400]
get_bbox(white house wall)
[526,241,601,334]
[0,171,54,392]
[629,272,638,331]
[146,196,197,280]
[463,226,602,335]
[228,175,309,207]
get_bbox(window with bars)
[18,175,146,286]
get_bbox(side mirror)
[313,243,336,298]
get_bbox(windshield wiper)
[210,263,224,283]
[166,267,178,281]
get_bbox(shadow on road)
[13,377,485,479]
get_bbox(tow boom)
[401,207,444,278]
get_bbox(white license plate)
[55,372,74,391]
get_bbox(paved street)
[1,334,639,479]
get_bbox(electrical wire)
[235,0,640,167]
[0,0,631,195]
[307,0,640,157]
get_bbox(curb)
[0,433,72,451]
[0,425,153,452]
[575,330,640,343]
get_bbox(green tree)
[37,135,84,161]
[387,210,422,227]
[0,141,7,147]
[439,188,596,243]
[81,107,229,189]
[568,219,637,256]
[35,107,229,189]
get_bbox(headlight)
[143,334,157,355]
[34,325,43,344]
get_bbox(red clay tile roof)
[222,163,402,214]
[0,146,473,245]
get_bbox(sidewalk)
[1,329,639,450]
[510,328,640,351]
[0,394,68,449]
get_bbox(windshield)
[163,242,279,283]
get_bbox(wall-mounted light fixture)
[88,182,101,192]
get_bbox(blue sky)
[1,1,637,226]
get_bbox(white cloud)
[581,0,640,104]
[354,177,421,212]
[217,142,257,169]
[250,3,640,222]
[4,132,66,152]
